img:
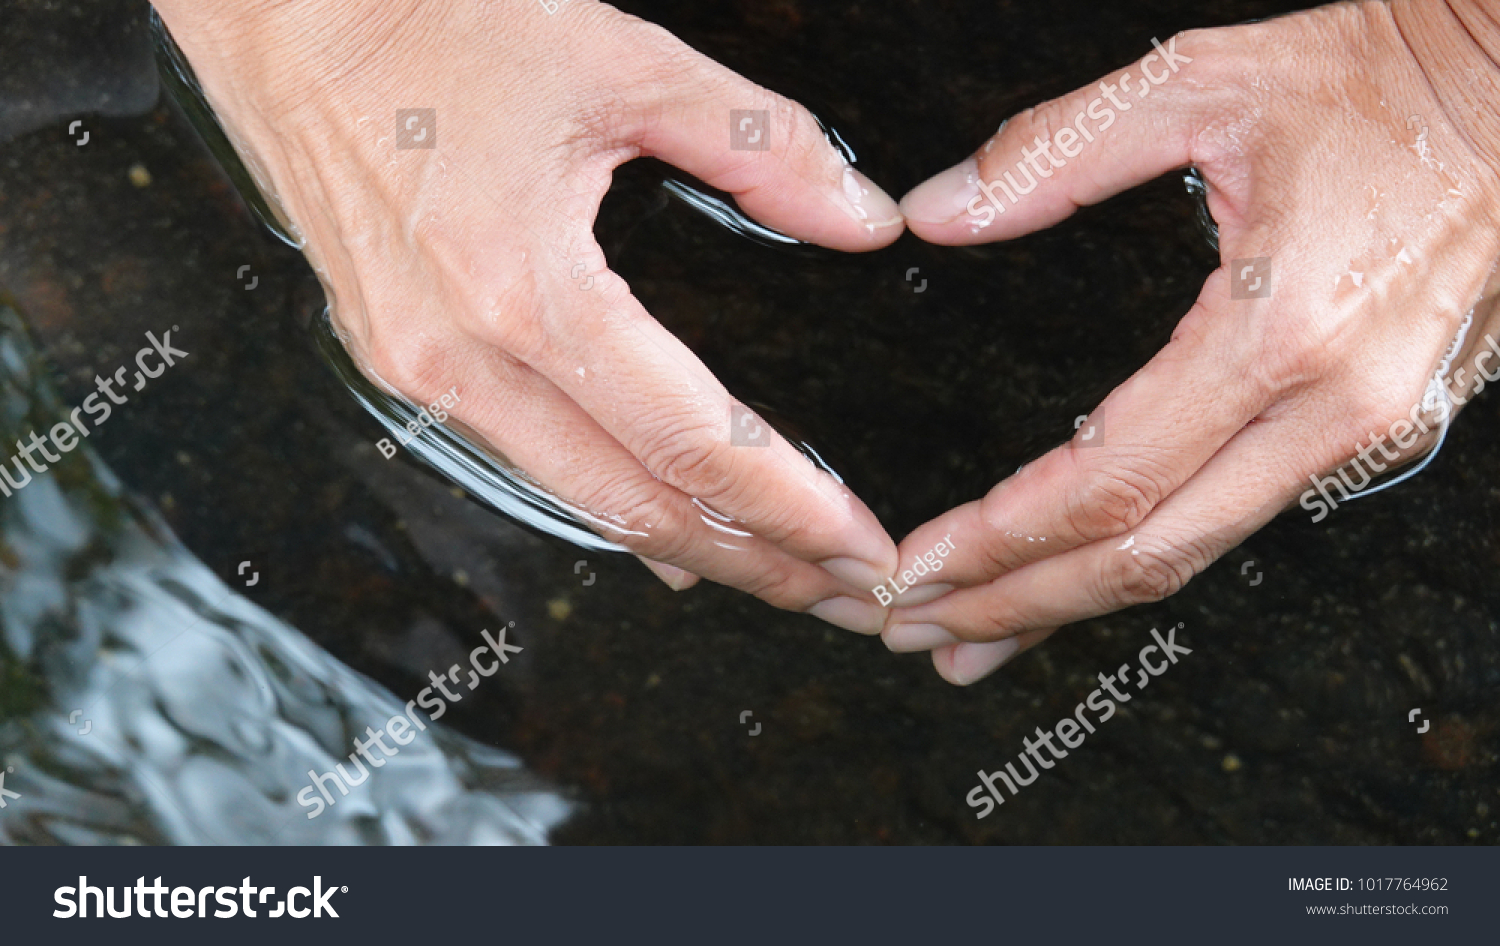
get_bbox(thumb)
[901,32,1215,245]
[625,33,904,252]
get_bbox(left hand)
[879,1,1500,684]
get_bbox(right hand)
[151,0,904,631]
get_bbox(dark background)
[0,0,1495,843]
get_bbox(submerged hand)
[887,1,1500,683]
[150,0,904,630]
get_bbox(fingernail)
[895,583,953,606]
[837,167,904,233]
[808,595,887,635]
[949,638,1022,685]
[819,556,890,594]
[900,156,981,225]
[636,556,700,591]
[884,622,960,653]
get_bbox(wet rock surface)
[0,0,1495,843]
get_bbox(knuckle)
[750,499,838,553]
[1066,466,1164,542]
[570,478,820,610]
[459,293,547,364]
[1104,542,1196,606]
[982,104,1044,169]
[975,502,1028,574]
[611,12,682,57]
[1261,344,1325,396]
[1016,99,1072,146]
[573,471,692,558]
[639,417,740,499]
[1344,389,1411,440]
[964,606,1020,643]
[362,330,449,403]
[770,95,819,160]
[1167,28,1213,66]
[1259,322,1347,392]
[442,264,546,359]
[1344,392,1422,452]
[739,562,809,609]
[1159,27,1235,85]
[981,102,1070,181]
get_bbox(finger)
[620,21,904,250]
[901,32,1217,244]
[500,262,899,595]
[885,268,1275,600]
[401,333,889,633]
[636,555,701,592]
[931,628,1056,687]
[888,401,1363,644]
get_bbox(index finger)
[510,263,899,592]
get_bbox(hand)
[150,0,905,631]
[884,0,1500,683]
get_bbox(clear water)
[0,303,567,843]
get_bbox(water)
[0,303,567,844]
[0,0,1495,844]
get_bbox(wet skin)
[148,0,1500,685]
